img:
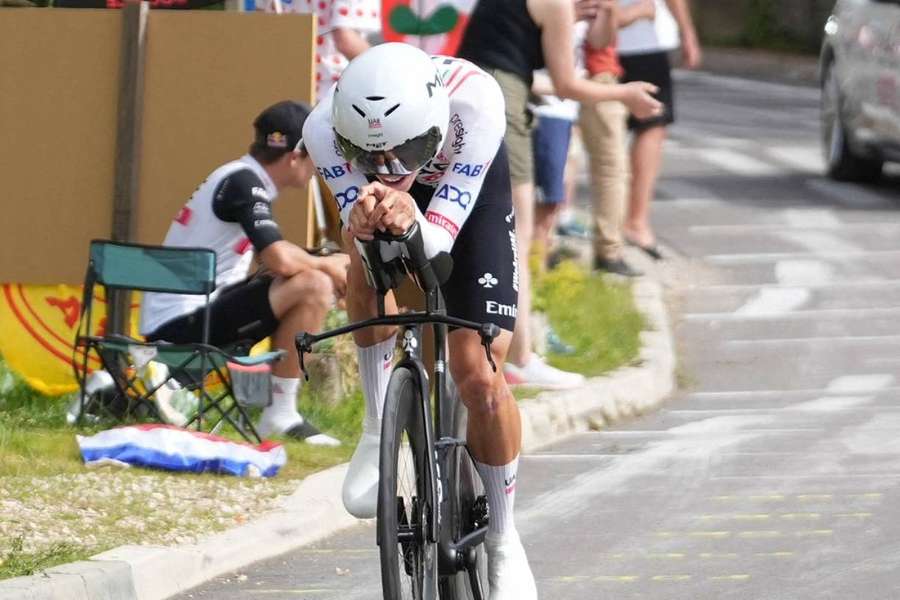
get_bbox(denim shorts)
[532,115,573,204]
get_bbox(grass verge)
[534,260,645,377]
[0,261,643,579]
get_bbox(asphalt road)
[177,71,900,599]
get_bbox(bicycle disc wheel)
[378,366,438,600]
[440,396,490,600]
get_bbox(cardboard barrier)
[0,6,316,284]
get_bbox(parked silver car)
[820,0,900,181]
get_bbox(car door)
[857,0,900,151]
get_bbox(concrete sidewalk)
[694,46,820,86]
[0,267,675,600]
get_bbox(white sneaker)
[503,354,585,390]
[342,430,380,518]
[257,412,341,446]
[484,531,537,600]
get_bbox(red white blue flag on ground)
[76,424,287,477]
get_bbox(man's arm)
[664,0,701,68]
[617,0,656,29]
[332,27,370,60]
[585,0,616,50]
[532,0,661,116]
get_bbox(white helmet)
[332,43,450,175]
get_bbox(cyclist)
[141,100,349,444]
[303,42,537,598]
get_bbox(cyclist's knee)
[457,369,504,417]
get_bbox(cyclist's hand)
[317,253,350,298]
[349,189,378,240]
[622,81,663,120]
[635,0,656,21]
[366,185,416,236]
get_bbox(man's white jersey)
[140,155,280,335]
[303,55,506,256]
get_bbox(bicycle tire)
[440,393,490,600]
[378,366,439,600]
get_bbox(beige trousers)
[579,72,629,261]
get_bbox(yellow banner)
[0,284,138,396]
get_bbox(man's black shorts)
[620,51,675,131]
[410,143,519,333]
[145,274,279,347]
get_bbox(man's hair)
[249,143,309,165]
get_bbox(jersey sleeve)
[211,169,283,252]
[303,93,370,227]
[419,67,507,255]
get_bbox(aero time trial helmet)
[332,43,450,176]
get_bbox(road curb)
[519,277,675,451]
[0,279,674,599]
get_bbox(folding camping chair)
[73,239,284,443]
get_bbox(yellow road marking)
[848,493,883,499]
[795,529,833,537]
[710,574,751,581]
[553,576,591,583]
[647,553,687,559]
[698,552,739,559]
[248,590,332,595]
[690,530,732,538]
[836,512,873,519]
[797,494,833,501]
[593,575,640,582]
[755,551,795,557]
[780,512,821,520]
[738,530,782,538]
[700,513,770,521]
[652,575,692,582]
[749,494,785,501]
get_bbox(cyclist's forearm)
[414,208,454,258]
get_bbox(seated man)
[140,100,349,444]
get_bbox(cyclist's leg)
[443,148,536,598]
[342,228,400,518]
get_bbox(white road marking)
[687,386,900,399]
[726,334,900,347]
[786,396,872,412]
[777,230,861,255]
[706,249,900,264]
[684,306,900,321]
[775,260,834,285]
[732,287,810,316]
[698,280,900,292]
[806,178,894,209]
[826,374,895,393]
[767,146,824,174]
[697,148,782,177]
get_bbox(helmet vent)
[365,96,385,101]
[352,104,366,118]
[384,103,401,117]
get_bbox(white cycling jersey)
[140,155,282,335]
[303,55,506,258]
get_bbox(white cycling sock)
[261,376,303,432]
[475,455,519,537]
[357,334,396,433]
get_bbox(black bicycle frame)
[295,226,498,591]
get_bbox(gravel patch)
[0,470,299,558]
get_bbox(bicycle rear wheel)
[378,366,438,600]
[440,394,490,600]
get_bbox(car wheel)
[821,61,883,182]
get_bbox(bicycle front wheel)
[440,397,489,600]
[378,366,438,600]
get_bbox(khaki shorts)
[485,68,533,186]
